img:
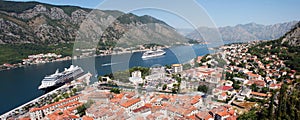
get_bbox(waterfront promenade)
[0,73,92,120]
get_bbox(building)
[29,95,81,120]
[172,64,183,73]
[120,98,143,113]
[132,71,142,78]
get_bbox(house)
[29,95,81,120]
[246,72,261,80]
[240,87,252,98]
[233,77,248,84]
[132,71,142,78]
[120,98,143,113]
[172,64,183,73]
[195,111,213,120]
[218,92,228,101]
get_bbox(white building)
[172,64,183,73]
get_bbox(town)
[0,53,71,71]
[1,41,298,120]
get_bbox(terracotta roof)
[133,106,151,113]
[217,86,233,91]
[191,95,201,105]
[120,98,141,108]
[82,116,94,120]
[251,92,270,97]
[217,111,229,117]
[246,72,259,77]
[29,107,42,112]
[226,116,238,120]
[30,95,80,112]
[172,64,182,67]
[144,103,152,108]
[196,111,212,120]
[221,92,227,97]
[19,117,31,120]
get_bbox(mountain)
[0,0,187,46]
[281,22,300,46]
[175,28,194,36]
[186,21,298,43]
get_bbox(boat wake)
[101,62,121,66]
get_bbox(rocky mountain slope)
[0,0,187,46]
[281,22,300,46]
[186,21,298,43]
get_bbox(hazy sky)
[9,0,300,28]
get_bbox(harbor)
[0,44,209,115]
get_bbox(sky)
[8,0,300,28]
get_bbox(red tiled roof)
[133,106,151,113]
[246,72,259,77]
[217,86,233,91]
[82,116,94,120]
[30,95,80,112]
[251,92,270,97]
[120,98,141,108]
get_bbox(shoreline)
[0,44,205,72]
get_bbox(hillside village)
[6,39,298,120]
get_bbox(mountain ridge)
[186,21,298,42]
[281,22,300,46]
[0,0,186,46]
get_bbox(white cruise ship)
[142,49,166,59]
[38,65,84,90]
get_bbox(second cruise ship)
[142,49,166,59]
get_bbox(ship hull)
[39,72,84,91]
[38,65,84,90]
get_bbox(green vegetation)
[117,13,167,26]
[197,85,208,93]
[0,0,91,16]
[103,66,150,83]
[240,84,300,120]
[248,39,300,73]
[0,43,73,64]
[242,37,300,119]
[143,43,165,49]
[129,66,150,78]
[162,84,167,90]
[76,100,94,117]
[110,88,121,94]
[187,38,202,44]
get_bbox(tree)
[261,87,269,93]
[250,84,258,92]
[110,88,121,94]
[171,88,177,94]
[238,109,258,120]
[162,84,167,90]
[197,85,208,93]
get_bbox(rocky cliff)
[281,22,300,46]
[0,0,187,46]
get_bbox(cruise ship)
[38,65,84,90]
[142,49,166,59]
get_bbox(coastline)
[0,44,201,72]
